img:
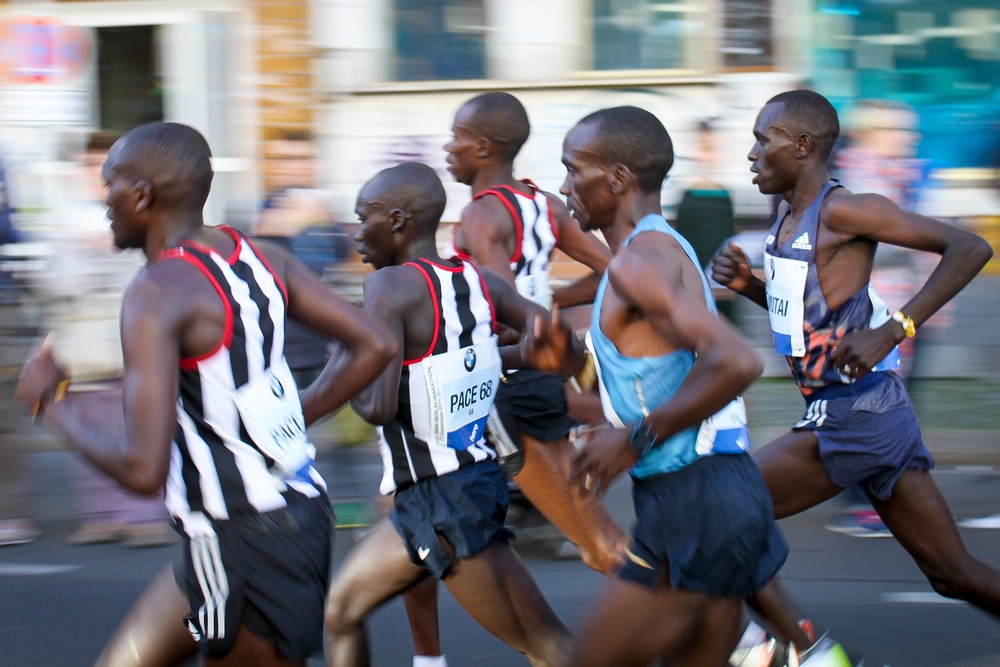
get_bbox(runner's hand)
[15,333,68,415]
[570,424,637,496]
[830,324,901,380]
[711,242,753,294]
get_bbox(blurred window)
[591,0,774,71]
[393,0,486,81]
[720,0,775,69]
[814,0,1000,168]
[592,0,699,70]
[96,26,163,132]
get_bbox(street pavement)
[5,441,1000,666]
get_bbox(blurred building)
[0,0,994,229]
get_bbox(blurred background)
[0,0,998,532]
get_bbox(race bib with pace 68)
[422,337,501,451]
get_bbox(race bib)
[865,286,901,373]
[695,396,750,455]
[231,361,313,478]
[423,337,501,450]
[764,253,808,357]
[515,273,552,309]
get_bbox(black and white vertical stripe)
[164,229,323,533]
[473,182,557,298]
[377,257,498,495]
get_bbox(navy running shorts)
[173,490,333,660]
[488,368,578,444]
[794,371,933,500]
[618,453,788,598]
[391,460,514,579]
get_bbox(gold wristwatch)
[892,310,916,338]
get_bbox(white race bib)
[423,337,501,450]
[231,361,313,478]
[764,253,808,357]
[696,397,750,455]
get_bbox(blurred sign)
[0,16,94,125]
[0,16,92,84]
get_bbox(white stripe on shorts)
[191,533,229,640]
[795,399,828,429]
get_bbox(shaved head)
[108,122,214,211]
[460,92,531,161]
[765,90,840,159]
[575,106,674,192]
[364,162,446,231]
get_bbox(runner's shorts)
[391,460,514,579]
[173,490,333,659]
[618,453,788,598]
[490,369,578,443]
[794,371,933,500]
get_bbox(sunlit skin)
[712,93,1000,636]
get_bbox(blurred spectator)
[36,131,173,547]
[825,100,929,539]
[674,119,736,321]
[675,120,735,270]
[256,129,351,389]
[0,149,41,547]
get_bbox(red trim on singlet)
[473,186,523,265]
[401,261,441,366]
[469,262,498,331]
[234,229,289,305]
[159,247,234,370]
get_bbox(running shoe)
[729,622,790,667]
[798,636,853,667]
[0,519,41,546]
[824,510,891,538]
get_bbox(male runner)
[15,122,396,666]
[444,91,627,574]
[323,162,572,667]
[712,90,1000,626]
[531,106,789,666]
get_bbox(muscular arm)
[285,256,397,426]
[822,193,992,373]
[454,197,518,282]
[824,192,993,327]
[20,271,187,495]
[347,269,407,425]
[481,268,586,377]
[612,236,763,441]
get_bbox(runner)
[323,161,573,667]
[15,121,396,666]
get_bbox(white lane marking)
[881,592,962,605]
[0,563,82,576]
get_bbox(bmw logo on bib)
[464,348,476,372]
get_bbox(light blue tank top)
[589,214,719,478]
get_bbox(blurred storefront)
[0,0,995,233]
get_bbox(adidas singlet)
[763,180,900,394]
[161,227,325,537]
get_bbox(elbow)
[350,397,396,426]
[123,457,167,497]
[728,351,764,393]
[365,406,396,426]
[125,471,166,497]
[372,334,398,368]
[973,236,994,269]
